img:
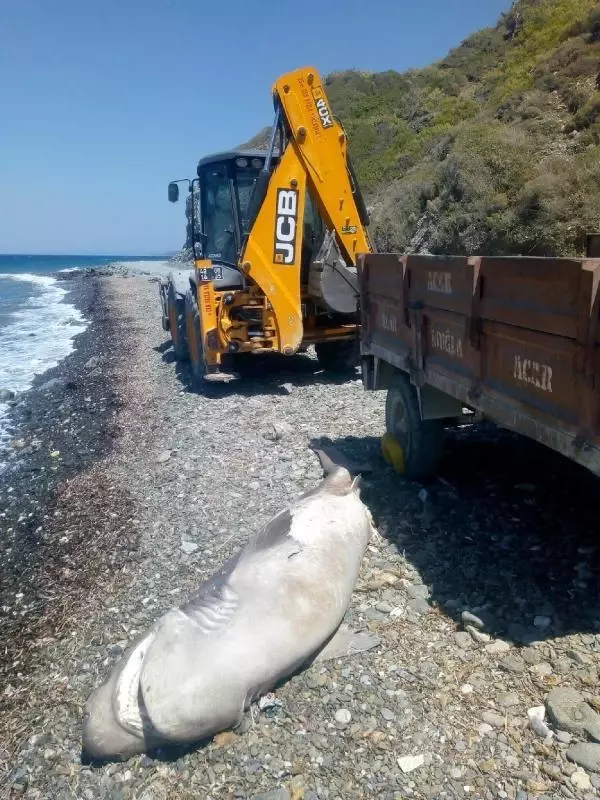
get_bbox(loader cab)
[196,150,269,267]
[195,149,324,272]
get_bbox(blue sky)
[1,0,510,255]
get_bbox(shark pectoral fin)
[312,624,381,663]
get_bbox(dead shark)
[81,450,378,761]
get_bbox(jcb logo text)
[273,189,298,265]
[312,87,333,129]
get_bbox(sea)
[0,254,169,462]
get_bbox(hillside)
[244,0,600,257]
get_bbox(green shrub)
[572,91,600,129]
[564,82,595,113]
[568,6,600,40]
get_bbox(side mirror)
[168,182,180,203]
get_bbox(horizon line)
[0,251,178,257]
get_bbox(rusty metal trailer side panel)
[359,252,600,477]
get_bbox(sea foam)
[0,273,88,454]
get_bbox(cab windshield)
[199,159,264,265]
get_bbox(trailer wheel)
[184,288,205,388]
[315,338,359,374]
[384,374,444,479]
[167,281,189,362]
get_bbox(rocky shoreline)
[2,270,600,800]
[0,274,125,666]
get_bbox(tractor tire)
[384,373,445,480]
[315,338,360,374]
[158,279,170,332]
[167,281,189,362]
[184,288,205,389]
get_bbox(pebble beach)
[1,266,600,800]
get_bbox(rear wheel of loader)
[384,373,444,480]
[167,282,189,362]
[184,288,205,388]
[315,338,360,375]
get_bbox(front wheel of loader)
[158,279,170,332]
[167,281,189,362]
[383,373,444,480]
[184,288,205,389]
[315,338,360,375]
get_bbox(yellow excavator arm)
[274,67,372,265]
[240,66,373,355]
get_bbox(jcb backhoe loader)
[158,65,374,384]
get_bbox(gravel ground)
[2,271,600,800]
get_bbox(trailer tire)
[184,288,205,388]
[167,281,189,362]
[315,338,359,374]
[384,373,444,479]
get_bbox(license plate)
[197,266,224,282]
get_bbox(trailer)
[358,246,600,479]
